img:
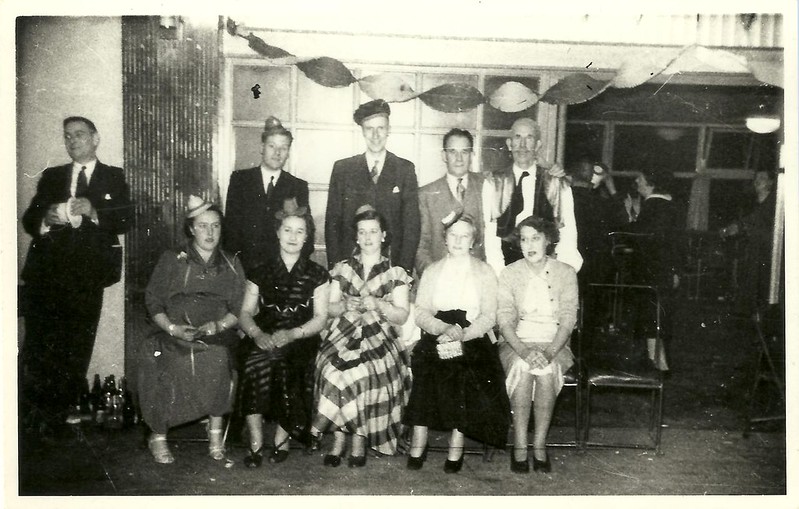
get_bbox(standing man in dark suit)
[492,118,581,271]
[325,99,420,273]
[416,128,487,275]
[20,116,132,435]
[224,117,310,274]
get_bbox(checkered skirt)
[313,257,412,456]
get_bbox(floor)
[12,297,790,502]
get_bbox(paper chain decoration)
[227,18,782,112]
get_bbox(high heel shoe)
[269,436,291,464]
[511,447,530,473]
[443,454,464,474]
[532,452,551,473]
[323,453,343,467]
[243,446,265,468]
[406,445,428,470]
[348,455,367,468]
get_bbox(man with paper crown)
[325,99,420,273]
[224,116,310,274]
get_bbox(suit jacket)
[415,172,486,275]
[21,161,131,291]
[325,151,420,271]
[224,167,310,274]
[625,195,683,287]
[493,164,554,239]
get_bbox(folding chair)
[743,304,785,437]
[582,283,666,454]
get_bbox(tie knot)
[81,166,87,171]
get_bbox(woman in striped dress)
[312,205,412,467]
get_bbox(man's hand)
[69,197,94,218]
[547,164,567,179]
[44,203,67,226]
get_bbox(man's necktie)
[369,161,379,184]
[456,177,466,203]
[76,166,89,197]
[509,170,529,220]
[266,175,275,200]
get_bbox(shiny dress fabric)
[138,247,245,434]
[237,257,329,437]
[313,256,412,456]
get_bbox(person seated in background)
[404,214,510,474]
[719,169,777,314]
[138,196,245,464]
[236,198,330,468]
[496,216,578,474]
[624,168,684,371]
[312,205,412,468]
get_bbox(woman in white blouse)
[403,214,510,474]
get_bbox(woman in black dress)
[237,199,329,467]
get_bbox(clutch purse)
[436,340,463,360]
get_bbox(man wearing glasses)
[415,128,488,275]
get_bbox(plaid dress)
[313,256,412,455]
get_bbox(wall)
[17,16,125,380]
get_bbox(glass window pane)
[232,66,290,122]
[297,72,354,124]
[613,125,699,173]
[707,130,780,171]
[291,129,355,185]
[419,134,447,187]
[564,123,606,169]
[233,126,264,169]
[483,75,540,130]
[480,136,513,176]
[383,132,416,167]
[420,74,478,128]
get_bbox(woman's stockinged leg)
[532,373,557,461]
[245,414,263,452]
[448,429,465,461]
[273,424,290,451]
[409,425,428,458]
[511,372,535,461]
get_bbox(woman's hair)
[514,215,559,255]
[351,207,391,248]
[276,210,316,257]
[443,213,480,248]
[183,204,224,239]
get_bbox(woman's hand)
[253,331,275,351]
[361,295,379,312]
[171,325,200,342]
[524,348,551,370]
[344,296,363,312]
[438,324,464,343]
[271,329,292,349]
[197,321,219,336]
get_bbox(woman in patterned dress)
[498,216,578,474]
[311,205,412,467]
[138,196,245,464]
[237,199,330,467]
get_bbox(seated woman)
[138,196,245,464]
[497,216,578,474]
[312,205,412,467]
[237,199,329,468]
[404,214,510,473]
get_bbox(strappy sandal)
[148,435,175,464]
[207,427,225,461]
[269,434,291,464]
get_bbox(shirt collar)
[365,151,387,173]
[512,163,537,184]
[260,166,282,183]
[445,172,468,190]
[646,193,672,202]
[73,159,97,178]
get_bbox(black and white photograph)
[3,0,796,505]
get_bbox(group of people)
[19,102,773,476]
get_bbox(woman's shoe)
[207,427,225,461]
[269,449,289,464]
[323,453,343,467]
[307,433,323,454]
[148,435,175,464]
[348,455,367,468]
[406,445,428,470]
[243,446,265,468]
[532,453,551,473]
[510,456,530,473]
[443,454,464,474]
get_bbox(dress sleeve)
[227,256,248,316]
[145,251,179,317]
[496,265,519,333]
[463,262,497,340]
[554,263,579,330]
[414,262,449,335]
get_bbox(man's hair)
[640,168,675,194]
[63,116,98,133]
[442,128,474,150]
[509,118,541,141]
[261,127,293,145]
